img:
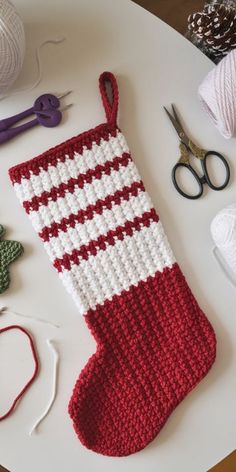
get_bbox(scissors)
[0,91,72,144]
[164,104,230,199]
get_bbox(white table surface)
[0,0,235,471]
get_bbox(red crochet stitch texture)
[69,264,216,456]
[53,209,158,272]
[9,71,217,456]
[38,181,145,242]
[23,152,131,214]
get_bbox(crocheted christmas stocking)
[9,72,216,457]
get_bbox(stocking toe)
[69,266,216,456]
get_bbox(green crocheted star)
[0,225,24,294]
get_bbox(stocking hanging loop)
[0,325,39,421]
[99,71,119,125]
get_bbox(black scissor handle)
[172,163,203,200]
[202,151,230,190]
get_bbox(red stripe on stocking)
[23,152,132,214]
[9,123,119,184]
[39,181,145,242]
[53,208,159,272]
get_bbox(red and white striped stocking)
[9,72,216,457]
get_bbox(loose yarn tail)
[0,325,39,421]
[0,36,66,101]
[0,306,60,328]
[29,339,59,435]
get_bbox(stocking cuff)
[9,73,175,315]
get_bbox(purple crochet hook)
[0,91,72,144]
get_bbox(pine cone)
[188,2,236,61]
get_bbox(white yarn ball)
[198,49,236,139]
[0,0,25,94]
[211,204,236,274]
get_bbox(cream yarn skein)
[198,49,236,139]
[0,0,25,94]
[211,205,236,284]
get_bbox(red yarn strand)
[0,325,39,421]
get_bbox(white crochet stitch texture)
[12,130,175,315]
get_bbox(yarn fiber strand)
[198,48,236,139]
[0,325,38,420]
[9,72,216,456]
[0,0,25,94]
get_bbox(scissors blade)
[164,104,189,147]
[171,104,183,126]
[163,106,183,137]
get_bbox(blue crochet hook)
[0,91,72,144]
